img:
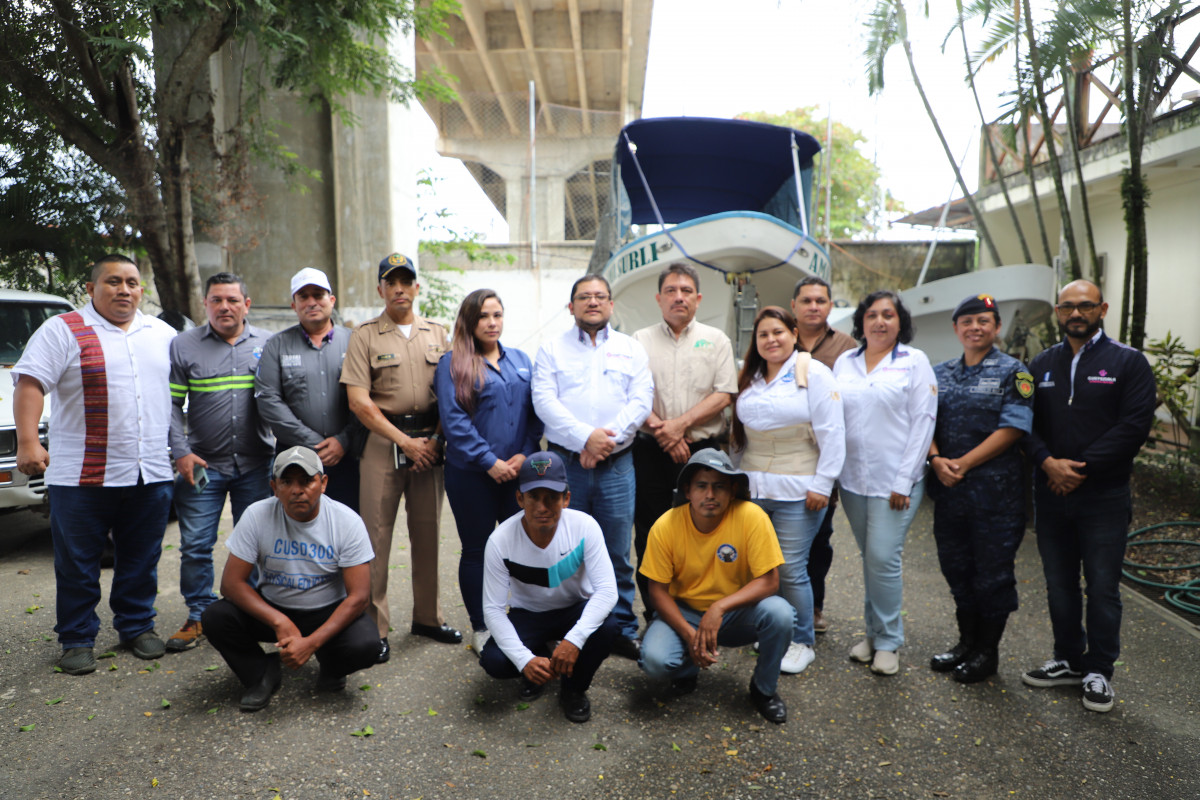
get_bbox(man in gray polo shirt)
[202,446,378,712]
[167,272,275,653]
[256,268,361,511]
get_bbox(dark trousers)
[807,500,837,611]
[202,596,379,687]
[479,602,618,693]
[322,457,361,513]
[48,481,174,648]
[445,463,520,631]
[632,434,720,623]
[1034,483,1131,680]
[933,488,1025,620]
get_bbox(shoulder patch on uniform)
[1015,371,1035,398]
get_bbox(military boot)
[953,616,1008,684]
[930,608,976,672]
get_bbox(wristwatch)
[926,454,941,467]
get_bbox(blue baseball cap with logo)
[518,450,569,493]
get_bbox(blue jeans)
[755,497,823,645]
[1034,483,1131,679]
[640,596,794,696]
[174,464,271,620]
[479,601,618,693]
[48,481,174,648]
[445,463,520,631]
[561,448,638,639]
[840,479,925,651]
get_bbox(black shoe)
[59,647,97,675]
[952,616,1006,684]
[749,681,787,724]
[316,671,347,693]
[240,654,281,712]
[560,687,591,723]
[377,637,390,664]
[953,648,999,683]
[518,678,545,702]
[670,675,698,697]
[411,622,463,644]
[611,636,640,661]
[930,609,976,672]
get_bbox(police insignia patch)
[530,457,552,476]
[388,253,407,267]
[1015,371,1035,398]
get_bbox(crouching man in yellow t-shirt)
[639,448,795,724]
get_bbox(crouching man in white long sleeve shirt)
[480,450,619,723]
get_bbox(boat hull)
[830,263,1058,364]
[602,212,831,342]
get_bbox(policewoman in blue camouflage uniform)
[926,294,1034,683]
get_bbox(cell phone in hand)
[193,465,210,494]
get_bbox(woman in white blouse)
[832,290,937,676]
[732,307,846,675]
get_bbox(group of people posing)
[13,253,1155,726]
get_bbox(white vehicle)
[0,289,76,513]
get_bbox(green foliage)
[735,108,899,240]
[1144,333,1200,465]
[416,169,514,324]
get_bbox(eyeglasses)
[573,293,611,303]
[1055,301,1101,314]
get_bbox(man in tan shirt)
[631,263,738,628]
[791,275,857,634]
[341,254,462,663]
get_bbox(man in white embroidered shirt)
[532,275,653,660]
[13,254,178,675]
[480,450,618,723]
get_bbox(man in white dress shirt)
[532,275,654,659]
[13,254,178,675]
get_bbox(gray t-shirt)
[226,496,374,610]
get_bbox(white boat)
[590,117,830,354]
[828,263,1058,364]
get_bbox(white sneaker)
[780,642,816,674]
[870,649,900,675]
[849,638,873,663]
[472,629,491,658]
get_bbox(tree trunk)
[959,4,1032,264]
[1022,0,1082,281]
[1063,69,1101,278]
[1020,111,1055,265]
[1122,0,1150,349]
[158,125,206,321]
[898,7,1004,269]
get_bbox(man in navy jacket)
[1020,280,1155,713]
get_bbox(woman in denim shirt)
[435,289,543,655]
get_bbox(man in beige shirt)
[631,263,738,628]
[341,253,462,663]
[791,275,857,634]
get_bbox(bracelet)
[926,454,941,467]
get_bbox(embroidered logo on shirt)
[252,346,264,360]
[1015,371,1035,398]
[716,544,738,563]
[693,339,714,349]
[1088,370,1117,384]
[281,354,302,368]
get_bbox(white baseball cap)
[290,267,333,297]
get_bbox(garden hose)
[1123,520,1200,615]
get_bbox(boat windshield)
[0,301,73,365]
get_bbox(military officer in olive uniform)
[341,254,463,662]
[926,294,1034,683]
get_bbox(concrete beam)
[567,0,591,133]
[512,0,555,135]
[458,0,522,135]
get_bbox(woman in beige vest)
[731,307,845,675]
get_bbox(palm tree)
[865,0,1005,269]
[950,0,1033,264]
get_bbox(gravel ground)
[1,498,1198,800]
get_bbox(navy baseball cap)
[378,253,417,282]
[518,451,569,493]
